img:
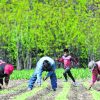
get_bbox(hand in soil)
[37,84,41,87]
[43,77,46,81]
[3,84,8,89]
[83,86,90,90]
[27,88,32,91]
[88,87,92,90]
[0,84,3,89]
[0,84,8,89]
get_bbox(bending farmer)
[0,60,14,89]
[28,56,57,91]
[88,60,100,90]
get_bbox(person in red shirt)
[56,49,78,86]
[88,60,100,90]
[0,60,14,89]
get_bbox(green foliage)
[71,68,91,79]
[10,68,91,80]
[11,69,34,79]
[0,0,100,69]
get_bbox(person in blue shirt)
[28,56,57,91]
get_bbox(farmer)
[28,56,57,91]
[88,60,100,90]
[56,48,78,86]
[0,60,14,89]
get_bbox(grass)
[55,82,70,100]
[11,68,91,80]
[83,82,100,100]
[71,68,91,79]
[11,70,34,79]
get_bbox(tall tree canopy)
[0,0,100,69]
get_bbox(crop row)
[11,68,91,80]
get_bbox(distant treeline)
[0,0,100,69]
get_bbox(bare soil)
[0,80,28,100]
[68,83,93,100]
[0,79,98,100]
[93,81,100,91]
[27,79,63,100]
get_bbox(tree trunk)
[16,41,23,70]
[28,0,33,10]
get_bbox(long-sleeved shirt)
[57,55,77,68]
[92,61,100,84]
[0,63,10,85]
[34,56,56,84]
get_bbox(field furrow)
[40,80,63,100]
[68,83,93,100]
[0,79,100,100]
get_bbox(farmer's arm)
[43,71,54,81]
[0,60,6,65]
[44,65,55,80]
[43,63,56,81]
[56,57,64,63]
[4,74,10,86]
[89,73,97,90]
[37,70,42,85]
[71,57,78,64]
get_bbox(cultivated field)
[0,69,100,100]
[0,79,100,100]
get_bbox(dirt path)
[27,79,63,100]
[68,83,93,100]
